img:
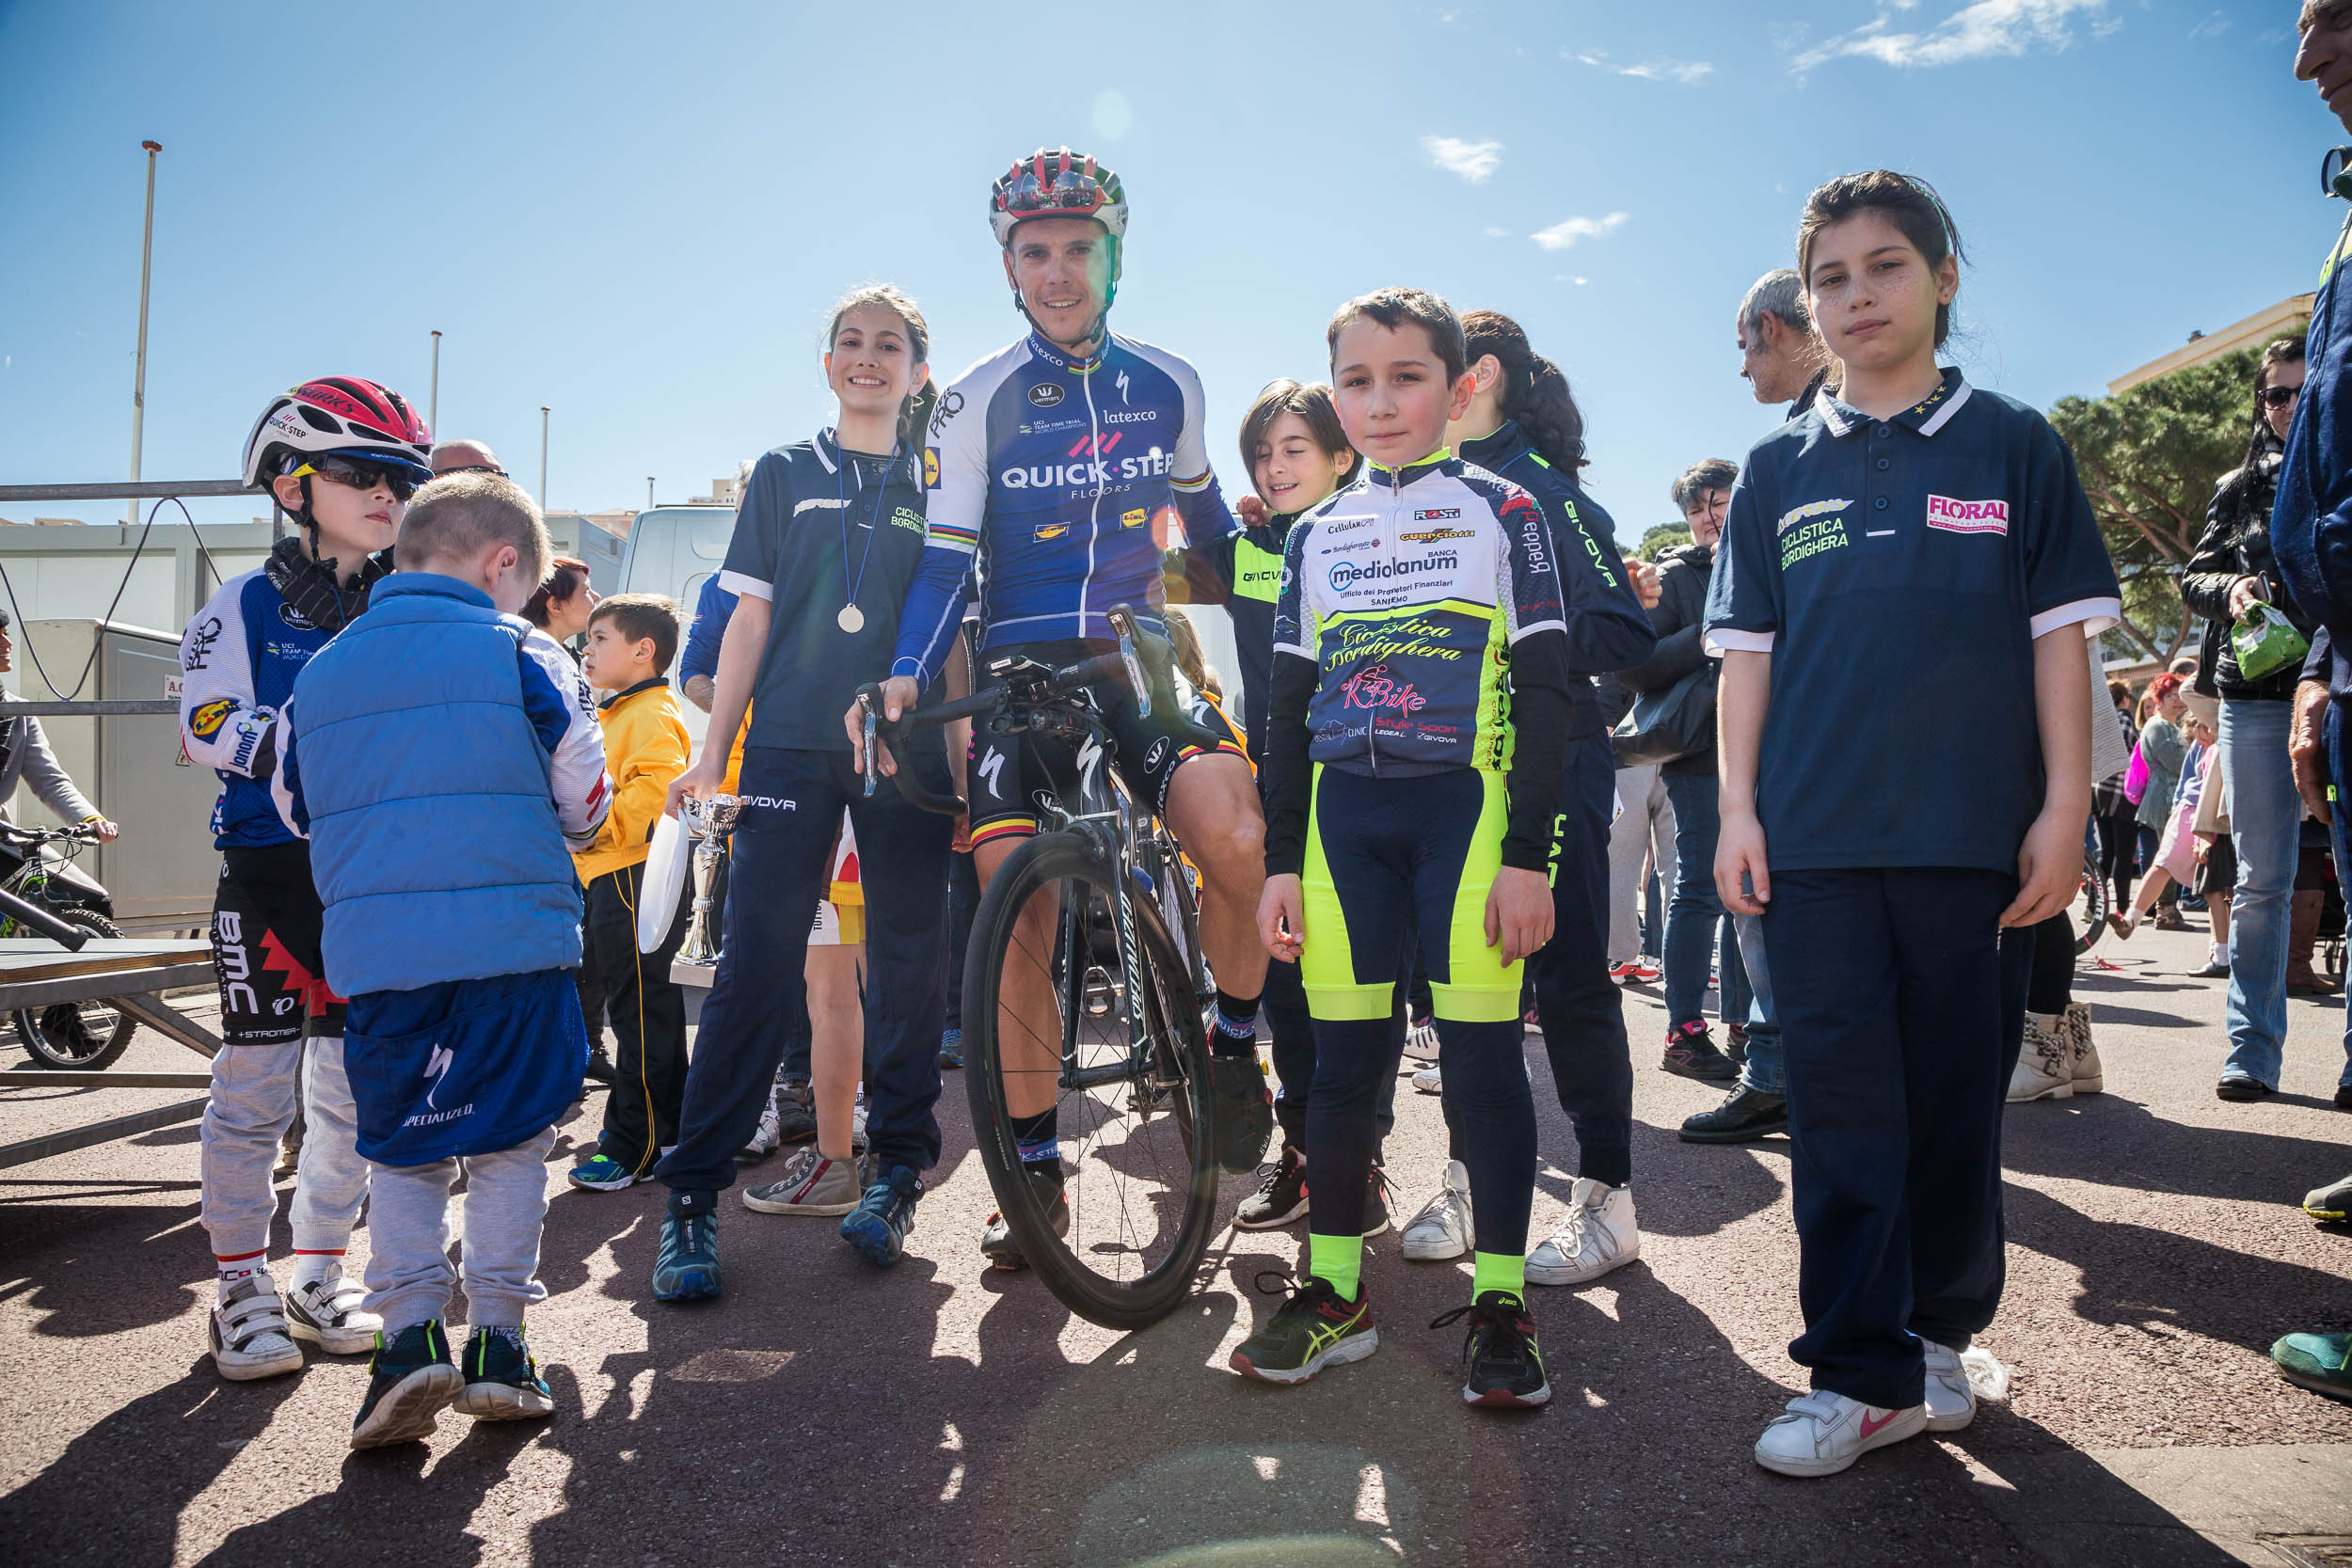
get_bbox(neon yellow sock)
[1472,1250,1525,1302]
[1309,1232,1363,1302]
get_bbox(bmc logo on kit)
[1926,496,2010,535]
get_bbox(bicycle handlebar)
[853,605,1232,819]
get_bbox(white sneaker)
[1527,1177,1639,1287]
[739,1095,783,1161]
[1400,1160,1473,1260]
[2063,1001,2103,1095]
[2004,1013,2073,1103]
[1410,1063,1442,1095]
[1405,1015,1439,1059]
[285,1266,382,1355]
[1921,1339,1976,1432]
[210,1274,304,1381]
[1754,1389,1927,1477]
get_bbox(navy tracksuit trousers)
[658,746,953,1213]
[1763,866,2029,1410]
[1522,732,1635,1188]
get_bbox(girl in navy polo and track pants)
[651,286,968,1298]
[1706,174,2120,1478]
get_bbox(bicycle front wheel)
[963,830,1219,1329]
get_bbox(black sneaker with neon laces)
[453,1327,553,1421]
[1230,1272,1377,1386]
[351,1322,464,1449]
[1432,1290,1551,1409]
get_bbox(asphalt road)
[6,919,2352,1567]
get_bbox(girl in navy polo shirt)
[1705,173,2120,1477]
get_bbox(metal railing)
[0,478,276,718]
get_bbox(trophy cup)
[675,793,741,966]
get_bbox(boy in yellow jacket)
[566,594,693,1191]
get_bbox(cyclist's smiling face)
[1252,412,1353,515]
[1005,217,1111,346]
[824,303,925,426]
[1330,319,1474,471]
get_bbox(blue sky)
[0,0,2334,543]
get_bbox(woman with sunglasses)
[2181,334,2333,1101]
[180,375,434,1382]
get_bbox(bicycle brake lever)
[1117,623,1151,720]
[859,693,880,799]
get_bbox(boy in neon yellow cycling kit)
[1243,290,1573,1409]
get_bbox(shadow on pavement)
[2001,1091,2348,1208]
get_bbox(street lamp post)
[429,330,441,433]
[539,407,549,512]
[646,477,655,512]
[127,140,161,527]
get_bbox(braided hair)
[1459,309,1588,473]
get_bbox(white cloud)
[1563,47,1713,84]
[1791,0,2109,71]
[1422,135,1502,182]
[1532,212,1629,250]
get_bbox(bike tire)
[963,831,1218,1330]
[2074,847,2109,958]
[15,910,136,1069]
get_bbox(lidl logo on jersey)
[1925,496,2010,536]
[1401,527,1472,545]
[1120,508,1147,530]
[190,697,235,740]
[923,448,941,489]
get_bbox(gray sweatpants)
[1606,764,1677,964]
[363,1126,558,1334]
[199,1035,371,1259]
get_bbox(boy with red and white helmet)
[182,376,431,1381]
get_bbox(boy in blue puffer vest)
[274,471,613,1449]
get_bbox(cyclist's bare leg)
[1163,752,1269,1003]
[977,835,1063,1119]
[807,943,866,1163]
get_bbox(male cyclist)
[857,149,1269,1267]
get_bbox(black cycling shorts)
[212,842,347,1044]
[965,640,1245,850]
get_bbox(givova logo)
[1330,551,1457,593]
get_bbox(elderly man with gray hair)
[1737,269,1835,421]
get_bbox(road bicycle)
[0,820,134,1068]
[858,606,1226,1329]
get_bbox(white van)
[614,503,736,750]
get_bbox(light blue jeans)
[2218,696,2298,1089]
[1734,911,1785,1094]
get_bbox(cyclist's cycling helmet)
[241,376,433,490]
[989,148,1128,247]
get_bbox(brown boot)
[2287,889,2342,995]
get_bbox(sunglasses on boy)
[295,455,421,502]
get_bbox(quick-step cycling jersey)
[891,329,1236,684]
